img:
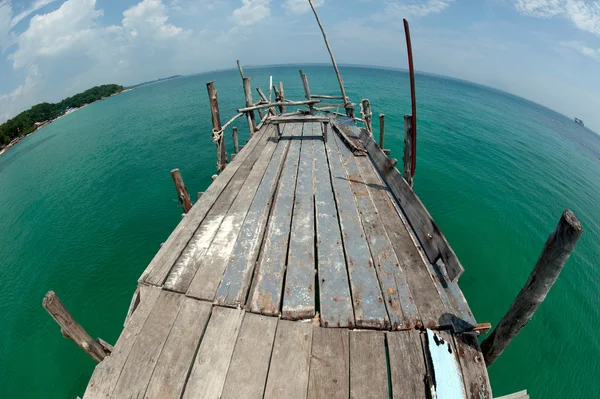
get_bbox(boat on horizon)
[575,117,585,126]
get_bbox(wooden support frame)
[171,168,193,212]
[243,77,258,136]
[360,99,372,134]
[403,115,414,187]
[256,87,277,116]
[238,100,319,113]
[379,114,385,149]
[207,81,228,172]
[299,70,315,115]
[232,126,240,154]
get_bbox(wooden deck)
[83,116,492,398]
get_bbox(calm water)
[1,66,599,398]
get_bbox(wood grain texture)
[246,123,302,314]
[140,126,269,286]
[84,285,162,399]
[313,123,354,328]
[349,331,388,399]
[308,327,349,399]
[221,313,278,399]
[182,307,245,399]
[326,126,389,329]
[110,290,184,398]
[183,125,278,299]
[332,130,418,330]
[387,330,427,399]
[283,122,317,320]
[264,320,313,399]
[453,332,492,399]
[207,123,295,306]
[143,297,211,399]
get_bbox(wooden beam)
[42,291,109,362]
[360,99,372,134]
[312,94,344,99]
[232,126,240,154]
[238,100,320,113]
[379,114,385,150]
[236,59,245,79]
[243,77,257,136]
[481,209,582,367]
[403,115,414,187]
[170,168,192,213]
[206,81,228,172]
[299,70,314,115]
[256,87,277,116]
[279,82,287,113]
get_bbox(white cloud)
[11,0,56,27]
[383,0,453,18]
[514,1,600,36]
[561,39,600,60]
[282,0,324,15]
[232,0,271,26]
[1,0,57,52]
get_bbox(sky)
[1,0,600,131]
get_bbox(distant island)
[0,84,125,153]
[127,75,181,89]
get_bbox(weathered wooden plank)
[203,124,294,306]
[182,307,245,399]
[164,127,272,292]
[332,130,418,330]
[307,327,349,399]
[282,122,317,320]
[353,125,465,282]
[246,124,303,314]
[425,329,465,399]
[349,331,388,399]
[313,125,354,328]
[184,125,279,299]
[221,313,279,399]
[264,320,313,399]
[453,332,492,399]
[84,285,162,399]
[143,297,211,399]
[140,126,269,286]
[325,126,389,329]
[353,152,446,329]
[110,290,184,398]
[387,330,427,399]
[495,390,528,399]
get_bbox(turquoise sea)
[1,66,599,398]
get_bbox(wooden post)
[379,114,385,149]
[256,87,277,116]
[206,81,228,172]
[307,0,353,118]
[232,126,240,154]
[360,99,372,134]
[236,60,245,79]
[403,115,414,188]
[171,168,192,212]
[279,82,287,113]
[299,70,314,115]
[243,77,257,136]
[272,85,284,113]
[43,291,109,362]
[481,209,583,367]
[404,19,417,176]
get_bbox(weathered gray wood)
[214,123,297,307]
[349,331,388,399]
[360,99,372,134]
[207,81,228,172]
[110,290,184,398]
[357,126,465,282]
[238,99,320,113]
[425,330,466,398]
[312,94,344,99]
[353,155,444,328]
[453,332,492,399]
[307,327,349,399]
[271,116,330,124]
[232,126,239,154]
[331,122,366,156]
[221,313,279,399]
[236,59,245,79]
[256,87,277,116]
[42,291,108,363]
[139,125,269,286]
[84,286,162,399]
[143,297,211,399]
[243,77,257,135]
[123,286,141,327]
[495,390,529,399]
[387,330,427,399]
[170,169,192,213]
[184,125,279,299]
[182,307,245,399]
[326,127,389,329]
[332,131,418,330]
[300,70,315,115]
[279,81,287,113]
[481,209,582,366]
[264,320,313,399]
[313,125,354,328]
[247,123,303,314]
[403,115,413,187]
[379,114,385,149]
[164,128,272,292]
[283,123,317,320]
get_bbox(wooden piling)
[206,81,228,172]
[171,168,193,212]
[256,87,277,116]
[279,82,287,113]
[299,70,315,115]
[236,60,245,79]
[379,114,385,149]
[403,115,414,188]
[43,291,109,363]
[360,99,372,134]
[232,126,240,154]
[481,209,583,367]
[243,77,257,136]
